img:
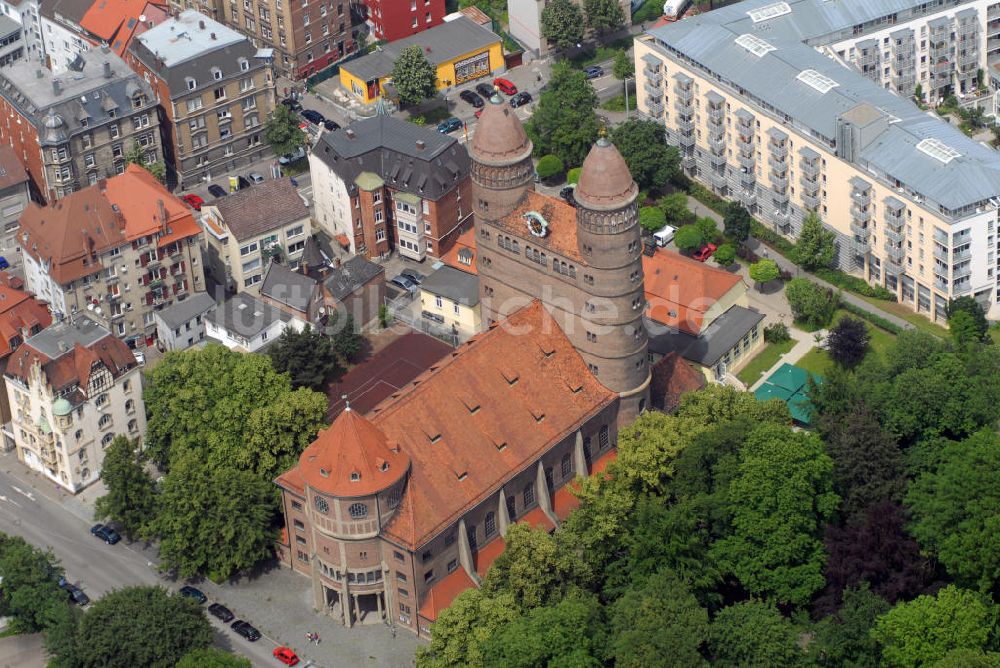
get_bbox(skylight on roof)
[916,137,961,164]
[735,33,776,57]
[747,1,791,22]
[796,69,839,93]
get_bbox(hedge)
[839,301,904,335]
[814,268,897,301]
[750,220,797,257]
[687,182,729,216]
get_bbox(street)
[0,455,417,667]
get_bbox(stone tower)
[572,137,650,421]
[468,94,534,222]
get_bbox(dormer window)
[212,67,223,80]
[239,57,249,71]
[350,471,360,481]
[186,77,196,90]
[380,461,389,472]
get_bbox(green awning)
[354,171,385,191]
[768,363,810,392]
[754,383,795,402]
[395,192,421,205]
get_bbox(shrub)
[839,302,903,335]
[695,217,721,244]
[763,322,791,344]
[714,243,736,267]
[785,278,840,329]
[674,225,704,252]
[639,207,667,234]
[536,154,565,180]
[687,182,728,216]
[567,167,582,184]
[750,221,797,257]
[749,259,780,285]
[660,192,696,227]
[813,269,897,301]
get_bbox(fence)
[385,291,459,347]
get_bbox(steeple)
[575,136,639,212]
[468,92,534,221]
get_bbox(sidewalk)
[683,195,915,332]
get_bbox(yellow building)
[340,16,503,104]
[418,265,481,343]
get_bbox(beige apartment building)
[637,0,1000,322]
[127,11,275,190]
[4,315,145,493]
[201,178,311,292]
[19,165,205,348]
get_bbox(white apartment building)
[4,315,145,493]
[636,0,1000,323]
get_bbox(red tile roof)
[552,483,581,521]
[418,567,476,622]
[494,192,582,261]
[102,164,201,246]
[81,0,168,55]
[642,250,744,335]
[439,226,477,275]
[6,330,137,392]
[518,506,555,532]
[474,536,505,579]
[649,351,706,413]
[0,145,29,192]
[296,408,410,498]
[0,273,51,359]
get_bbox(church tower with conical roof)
[469,99,650,424]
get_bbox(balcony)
[681,155,695,170]
[800,161,819,178]
[884,227,904,244]
[770,174,788,191]
[738,153,755,169]
[884,242,905,260]
[647,101,664,117]
[673,99,692,114]
[708,107,724,124]
[674,86,692,104]
[931,59,952,75]
[736,115,753,131]
[678,133,695,147]
[772,190,789,205]
[850,205,871,222]
[643,80,662,97]
[707,171,727,189]
[935,277,950,292]
[801,192,819,209]
[769,142,787,159]
[850,221,870,239]
[740,169,756,186]
[643,68,662,85]
[676,117,694,133]
[768,156,787,174]
[850,190,871,207]
[709,152,726,167]
[739,190,757,208]
[708,136,726,153]
[934,245,950,261]
[854,238,871,254]
[884,212,904,231]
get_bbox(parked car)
[0,257,8,270]
[301,109,325,125]
[278,147,306,165]
[436,117,463,134]
[559,185,576,207]
[322,119,340,131]
[246,172,265,185]
[509,91,532,108]
[181,193,204,211]
[459,89,485,108]
[653,224,677,247]
[231,620,261,642]
[209,603,235,622]
[273,647,300,666]
[207,184,228,198]
[59,580,90,606]
[400,269,424,284]
[584,65,604,79]
[475,82,495,98]
[692,243,718,262]
[179,586,207,604]
[90,523,121,545]
[281,98,303,112]
[389,274,418,293]
[132,350,145,366]
[493,77,517,95]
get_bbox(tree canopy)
[639,206,667,234]
[94,436,156,540]
[264,104,306,158]
[660,192,696,227]
[674,224,704,252]
[583,0,625,33]
[723,203,752,244]
[268,324,343,391]
[708,600,804,666]
[390,45,438,106]
[945,296,988,343]
[748,259,779,285]
[827,316,870,368]
[176,648,252,668]
[785,278,839,328]
[612,49,634,80]
[540,0,585,51]
[526,62,599,168]
[795,212,837,270]
[0,533,67,633]
[610,118,679,191]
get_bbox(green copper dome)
[52,397,72,417]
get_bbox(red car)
[181,194,204,211]
[273,647,299,666]
[493,77,517,95]
[474,108,484,119]
[692,243,717,262]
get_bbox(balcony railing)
[800,161,820,178]
[709,152,726,166]
[884,227,904,244]
[738,153,755,169]
[740,169,756,185]
[801,192,819,209]
[850,221,870,239]
[770,174,788,191]
[850,205,871,222]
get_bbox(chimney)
[97,178,107,191]
[199,19,205,29]
[345,128,356,139]
[210,32,216,40]
[100,44,109,54]
[52,79,62,95]
[103,61,112,78]
[415,139,425,150]
[157,199,167,229]
[34,69,42,78]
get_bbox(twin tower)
[468,94,650,423]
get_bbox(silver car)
[246,172,265,184]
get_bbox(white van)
[653,225,677,247]
[662,0,690,19]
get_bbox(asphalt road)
[0,466,284,668]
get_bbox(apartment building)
[200,178,311,292]
[220,0,361,80]
[127,11,275,189]
[418,265,479,342]
[40,0,93,73]
[0,145,30,269]
[19,164,205,348]
[310,114,472,261]
[0,270,51,450]
[0,45,162,202]
[636,0,1000,322]
[79,0,170,58]
[0,14,24,67]
[4,314,144,493]
[365,0,445,43]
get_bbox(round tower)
[574,137,650,422]
[468,93,534,221]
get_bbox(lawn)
[795,309,898,377]
[632,0,664,24]
[601,93,635,113]
[856,294,949,338]
[736,338,795,386]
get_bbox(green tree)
[583,0,624,33]
[240,388,328,481]
[949,310,982,347]
[94,436,156,541]
[609,571,709,667]
[710,424,838,606]
[268,324,343,391]
[708,600,804,666]
[390,45,438,106]
[176,648,252,668]
[481,523,585,609]
[785,278,839,328]
[124,141,167,184]
[327,312,365,361]
[416,588,521,667]
[932,649,1000,668]
[660,192,696,227]
[811,584,889,668]
[526,62,598,167]
[539,0,584,51]
[44,602,82,668]
[612,49,634,80]
[144,455,277,580]
[723,202,752,244]
[713,243,736,267]
[69,586,212,668]
[481,591,605,668]
[535,154,565,181]
[871,585,994,668]
[827,316,870,368]
[795,212,838,270]
[907,430,1000,591]
[695,216,720,244]
[639,206,667,234]
[0,533,67,633]
[674,224,704,253]
[610,118,679,191]
[748,259,779,285]
[567,166,582,184]
[263,104,306,158]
